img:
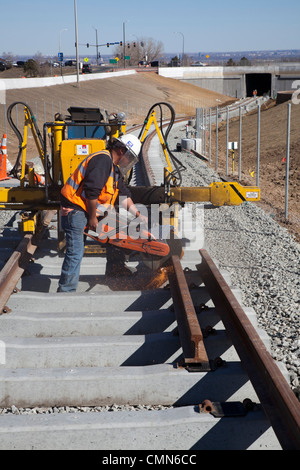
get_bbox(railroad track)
[0,121,299,451]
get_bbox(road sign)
[84,57,89,63]
[125,56,130,60]
[58,52,63,62]
[109,59,118,64]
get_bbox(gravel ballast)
[167,123,300,399]
[0,123,299,417]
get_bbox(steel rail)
[168,255,211,371]
[197,248,300,450]
[0,113,296,449]
[0,210,56,315]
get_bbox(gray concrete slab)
[0,362,261,408]
[0,333,181,369]
[0,305,258,339]
[0,405,281,450]
[6,290,174,313]
[0,309,176,337]
[1,329,257,369]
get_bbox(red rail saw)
[84,212,182,270]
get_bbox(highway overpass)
[159,63,300,99]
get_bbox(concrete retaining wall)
[0,70,137,91]
[159,64,300,99]
[1,64,299,101]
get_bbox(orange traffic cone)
[0,134,8,180]
[34,172,45,185]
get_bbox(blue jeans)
[58,210,88,292]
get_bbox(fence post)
[209,108,212,164]
[196,108,201,138]
[202,108,204,151]
[256,103,261,187]
[4,103,7,134]
[216,106,218,171]
[226,106,229,175]
[285,103,291,220]
[204,108,207,157]
[239,105,242,181]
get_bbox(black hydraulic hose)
[138,102,186,186]
[6,102,45,178]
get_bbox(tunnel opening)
[246,73,272,97]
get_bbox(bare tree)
[2,52,14,67]
[33,51,45,65]
[114,37,164,66]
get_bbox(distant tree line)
[226,57,251,66]
[1,50,58,77]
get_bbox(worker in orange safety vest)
[58,134,146,292]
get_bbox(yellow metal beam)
[0,181,260,211]
[140,111,175,180]
[129,182,260,206]
[170,182,260,206]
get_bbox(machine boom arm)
[0,181,260,211]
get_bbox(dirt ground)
[1,72,233,155]
[209,100,300,242]
[0,71,299,241]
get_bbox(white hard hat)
[114,134,141,176]
[116,134,141,159]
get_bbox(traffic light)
[107,43,110,47]
[87,43,89,48]
[120,41,123,46]
[133,42,136,47]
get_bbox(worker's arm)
[121,197,148,225]
[86,198,98,231]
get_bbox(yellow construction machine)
[0,102,260,256]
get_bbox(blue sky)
[1,0,299,58]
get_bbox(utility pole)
[93,27,99,65]
[74,0,80,87]
[59,28,67,77]
[123,22,126,69]
[174,31,184,66]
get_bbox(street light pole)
[59,28,67,77]
[93,27,99,65]
[74,0,80,87]
[123,22,126,69]
[174,31,184,66]
[59,29,68,54]
[131,34,140,63]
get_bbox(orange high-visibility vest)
[61,151,119,214]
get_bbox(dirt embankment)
[0,71,299,241]
[0,72,233,158]
[209,100,300,242]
